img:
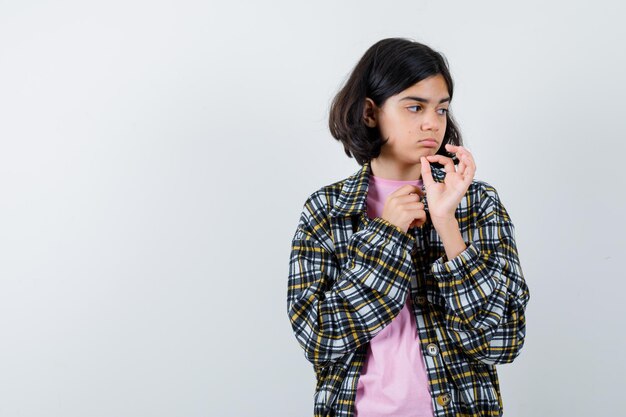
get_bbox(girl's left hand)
[420,144,476,224]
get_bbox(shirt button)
[414,295,427,305]
[426,343,439,356]
[436,392,451,406]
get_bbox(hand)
[380,184,427,234]
[420,144,476,225]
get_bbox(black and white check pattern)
[287,161,530,417]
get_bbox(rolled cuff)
[369,217,416,249]
[430,241,480,282]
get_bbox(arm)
[287,195,415,369]
[429,185,530,365]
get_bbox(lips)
[419,139,438,147]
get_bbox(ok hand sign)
[420,144,476,225]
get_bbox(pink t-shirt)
[353,174,435,417]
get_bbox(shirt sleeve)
[429,184,531,365]
[287,195,416,369]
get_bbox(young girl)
[287,38,530,417]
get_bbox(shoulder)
[469,178,500,200]
[301,163,362,215]
[465,177,512,224]
[295,173,350,235]
[291,177,349,253]
[304,178,345,214]
[300,179,344,221]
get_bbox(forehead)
[395,74,449,101]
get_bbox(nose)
[420,109,442,133]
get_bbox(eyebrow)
[399,96,451,104]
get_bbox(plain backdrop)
[1,1,625,416]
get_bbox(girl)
[287,38,530,417]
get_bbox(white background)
[1,1,625,416]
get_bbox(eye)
[407,106,449,115]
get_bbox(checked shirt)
[287,161,530,417]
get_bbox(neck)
[370,156,422,181]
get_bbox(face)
[364,74,450,165]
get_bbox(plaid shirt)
[287,161,530,417]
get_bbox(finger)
[389,184,424,198]
[445,145,477,182]
[408,209,428,226]
[456,156,474,186]
[445,144,468,153]
[464,153,476,172]
[463,155,476,182]
[392,195,424,210]
[407,186,424,198]
[425,154,456,174]
[403,193,424,203]
[458,156,466,174]
[409,218,427,229]
[446,144,474,164]
[419,156,436,188]
[459,153,475,176]
[398,196,425,207]
[445,143,462,156]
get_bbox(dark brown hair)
[329,38,463,166]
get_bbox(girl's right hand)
[381,184,427,234]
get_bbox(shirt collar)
[329,160,447,218]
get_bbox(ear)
[363,98,378,128]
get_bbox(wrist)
[432,217,466,260]
[431,216,458,230]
